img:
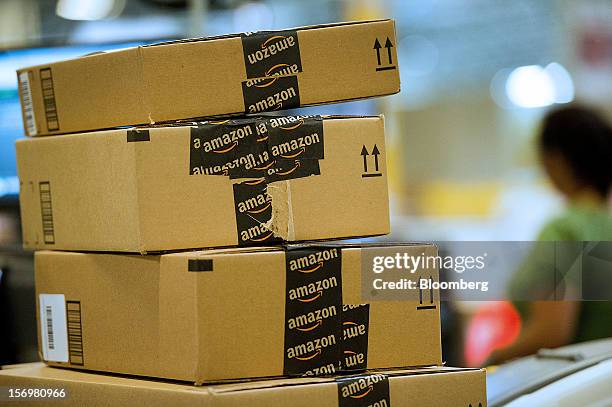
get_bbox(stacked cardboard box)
[2,19,487,405]
[0,363,486,407]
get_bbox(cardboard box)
[17,115,389,252]
[0,363,487,407]
[34,243,442,383]
[16,20,400,137]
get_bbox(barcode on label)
[18,71,37,136]
[45,305,55,350]
[39,294,68,362]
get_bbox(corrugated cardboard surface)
[17,115,389,252]
[0,364,486,407]
[34,244,442,383]
[17,20,400,136]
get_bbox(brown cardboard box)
[17,115,389,253]
[16,20,400,137]
[0,363,487,407]
[34,243,442,383]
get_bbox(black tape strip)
[188,259,213,272]
[266,116,325,160]
[283,246,343,376]
[189,117,325,244]
[232,182,281,246]
[341,304,370,371]
[336,373,390,407]
[264,158,320,183]
[242,75,300,114]
[189,120,263,175]
[241,30,302,79]
[127,129,150,142]
[189,116,323,181]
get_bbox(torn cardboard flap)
[265,180,293,240]
[17,19,399,136]
[17,115,389,252]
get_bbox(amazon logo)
[273,160,300,176]
[287,305,337,332]
[288,248,339,272]
[246,35,297,65]
[192,124,253,154]
[236,192,271,215]
[246,85,298,114]
[268,115,314,129]
[285,334,336,361]
[270,132,320,159]
[265,63,299,78]
[340,374,387,399]
[343,350,366,369]
[279,118,304,130]
[239,223,275,243]
[342,321,367,340]
[288,276,338,303]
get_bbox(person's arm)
[487,300,579,364]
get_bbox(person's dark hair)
[539,105,612,197]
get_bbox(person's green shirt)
[510,204,612,343]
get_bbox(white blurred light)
[0,176,20,197]
[71,17,180,43]
[56,0,125,21]
[489,68,514,109]
[546,62,574,104]
[233,2,274,32]
[398,35,439,77]
[506,65,555,108]
[502,63,574,109]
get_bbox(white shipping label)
[18,71,37,136]
[39,294,69,362]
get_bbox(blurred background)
[1,0,611,369]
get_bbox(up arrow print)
[384,37,394,64]
[373,38,382,66]
[361,145,383,178]
[371,144,380,171]
[374,37,396,71]
[361,145,370,172]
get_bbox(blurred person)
[487,105,612,364]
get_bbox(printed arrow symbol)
[361,145,369,172]
[385,37,394,65]
[372,144,380,172]
[418,278,423,304]
[373,38,382,66]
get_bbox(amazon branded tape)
[17,115,389,252]
[17,20,399,137]
[0,364,486,407]
[34,243,442,383]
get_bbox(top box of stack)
[16,19,399,137]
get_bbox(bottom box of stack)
[34,243,442,383]
[0,363,486,407]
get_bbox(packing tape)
[284,246,370,376]
[240,30,303,113]
[189,116,324,245]
[336,373,391,407]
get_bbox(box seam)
[136,46,154,125]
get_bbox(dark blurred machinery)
[0,204,35,366]
[488,338,612,406]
